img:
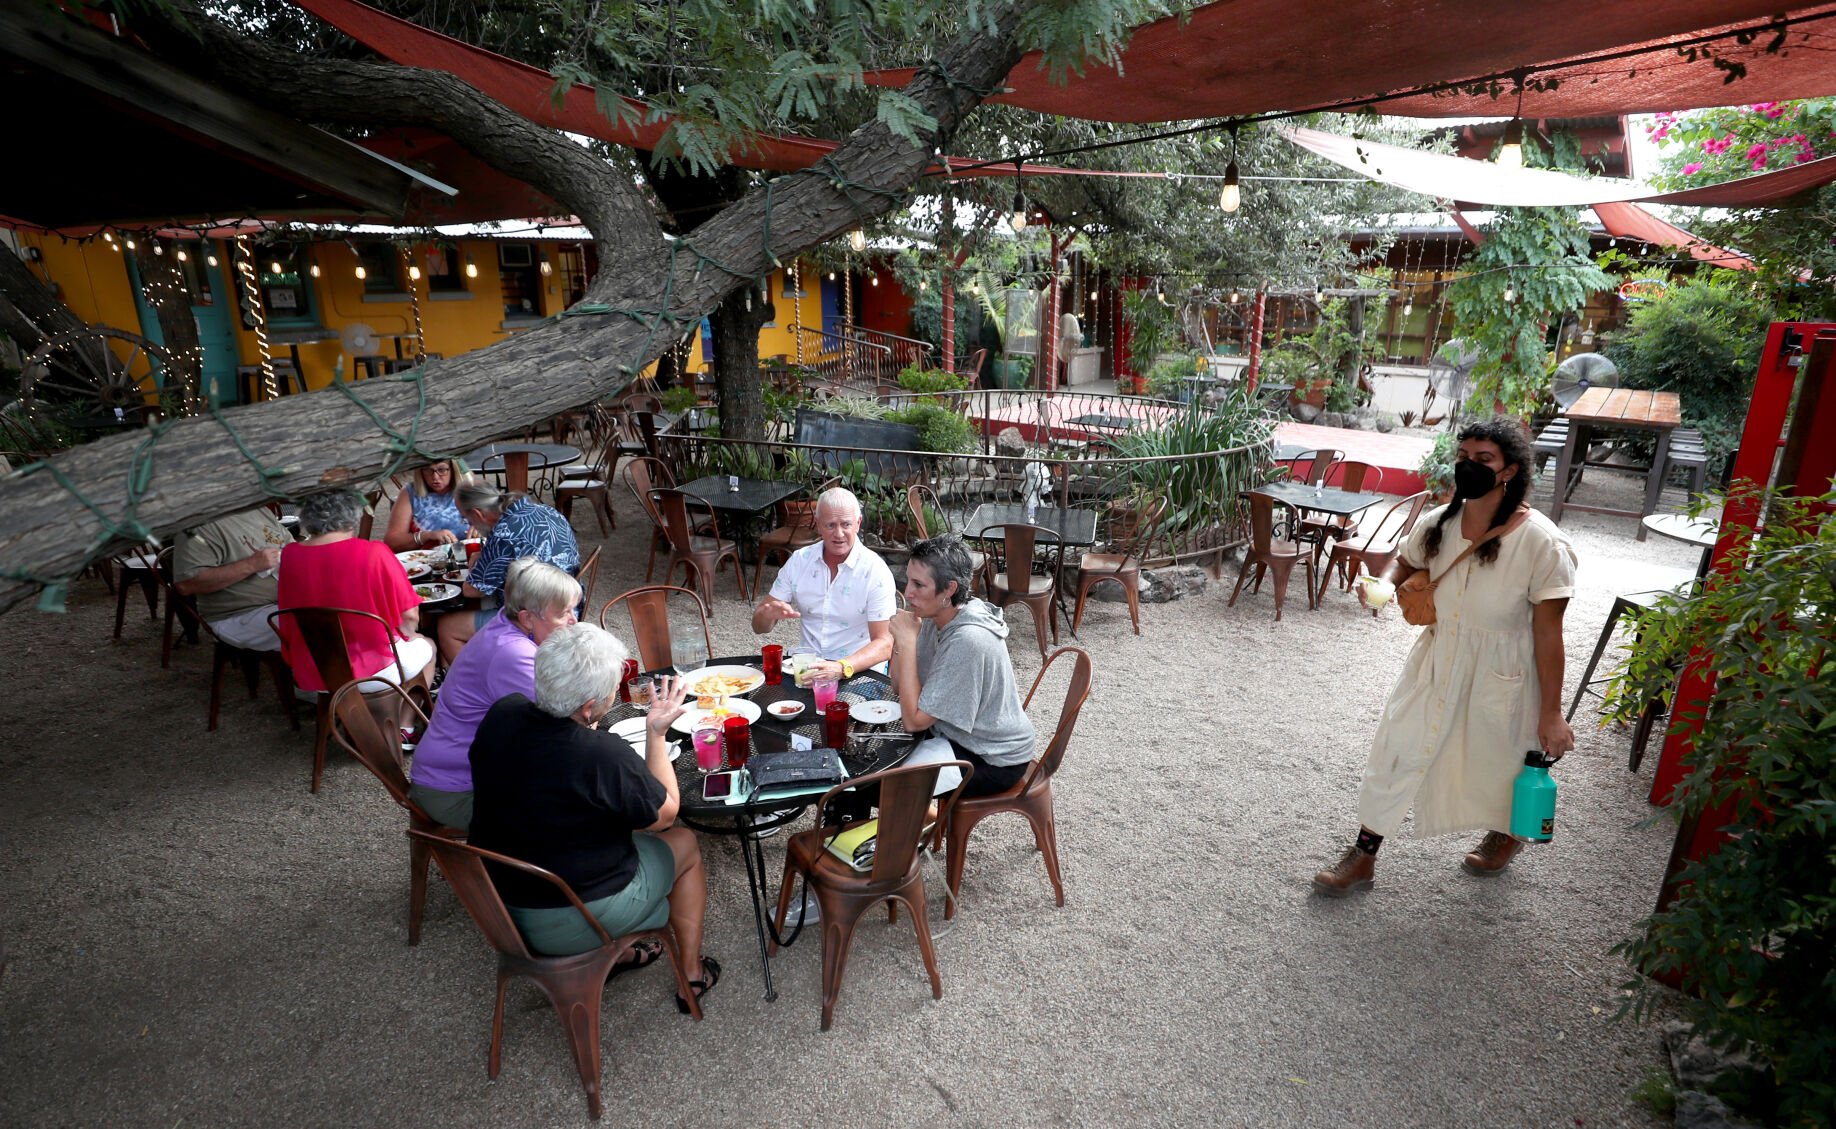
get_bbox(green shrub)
[1145,354,1200,399]
[1418,431,1455,496]
[1112,393,1273,545]
[1607,487,1836,1127]
[1604,272,1776,470]
[896,366,970,395]
[886,402,975,454]
[659,386,700,413]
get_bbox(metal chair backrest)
[598,584,712,672]
[1339,460,1383,494]
[268,606,407,691]
[1357,490,1432,552]
[575,546,603,616]
[624,457,675,526]
[621,392,663,415]
[816,760,970,882]
[905,484,950,539]
[1244,492,1298,552]
[409,831,612,961]
[1289,449,1344,487]
[1020,646,1093,795]
[985,523,1061,596]
[329,681,429,812]
[1113,497,1168,568]
[649,488,721,553]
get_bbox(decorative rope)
[233,235,278,401]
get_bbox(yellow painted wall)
[24,235,831,391]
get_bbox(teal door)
[128,242,240,405]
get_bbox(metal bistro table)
[965,502,1100,636]
[1549,387,1684,535]
[464,441,582,496]
[1251,480,1389,521]
[676,475,809,561]
[601,658,915,1001]
[1641,512,1720,580]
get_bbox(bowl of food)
[766,700,805,720]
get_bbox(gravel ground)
[0,468,1698,1128]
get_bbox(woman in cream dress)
[1313,419,1578,896]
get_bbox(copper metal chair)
[597,584,713,672]
[1316,490,1432,605]
[329,682,460,943]
[1278,448,1344,487]
[409,831,701,1119]
[942,645,1092,917]
[109,545,162,641]
[1070,498,1166,635]
[269,606,432,793]
[574,546,603,618]
[981,523,1062,655]
[1227,493,1316,621]
[556,441,618,535]
[770,760,972,1031]
[623,457,676,582]
[904,484,986,586]
[649,488,750,607]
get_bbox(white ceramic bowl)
[767,700,806,720]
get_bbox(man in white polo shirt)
[751,486,895,680]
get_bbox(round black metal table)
[599,654,914,1001]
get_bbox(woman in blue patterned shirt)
[438,481,582,665]
[383,459,471,552]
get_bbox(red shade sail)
[865,1,1836,124]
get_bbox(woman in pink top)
[276,490,436,696]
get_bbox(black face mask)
[1453,459,1501,498]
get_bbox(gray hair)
[908,535,975,606]
[504,558,582,618]
[297,489,366,537]
[533,623,630,719]
[815,486,862,520]
[456,481,521,516]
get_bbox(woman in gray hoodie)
[888,535,1037,796]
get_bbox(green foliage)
[817,394,888,420]
[659,386,701,414]
[884,402,975,454]
[1112,393,1273,541]
[761,384,809,429]
[1606,488,1836,1128]
[1603,272,1776,469]
[1261,298,1380,410]
[1120,289,1180,377]
[829,458,908,537]
[1629,1069,1678,1118]
[1144,354,1201,399]
[895,365,970,395]
[1417,430,1455,497]
[1443,208,1613,420]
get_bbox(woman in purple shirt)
[407,559,581,830]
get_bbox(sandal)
[607,937,663,981]
[674,955,721,1015]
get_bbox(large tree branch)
[0,4,1030,614]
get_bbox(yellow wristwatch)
[840,659,854,679]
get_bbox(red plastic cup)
[463,538,482,562]
[823,701,851,752]
[619,658,639,702]
[760,644,783,686]
[722,715,751,769]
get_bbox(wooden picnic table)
[1549,387,1683,533]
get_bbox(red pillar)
[1043,231,1068,392]
[940,195,956,374]
[1245,290,1268,392]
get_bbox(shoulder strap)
[1426,507,1531,587]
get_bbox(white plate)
[685,665,766,698]
[765,700,806,720]
[404,562,433,580]
[609,717,681,761]
[396,549,450,569]
[849,699,900,725]
[669,697,763,735]
[413,583,460,603]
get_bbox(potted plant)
[993,353,1035,390]
[1122,289,1180,396]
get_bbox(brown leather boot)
[1312,845,1376,897]
[1462,831,1523,876]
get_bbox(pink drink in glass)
[692,726,723,772]
[811,676,838,712]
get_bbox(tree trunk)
[129,242,204,413]
[0,246,100,363]
[0,3,1030,614]
[710,285,773,441]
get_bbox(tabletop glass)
[1251,480,1389,518]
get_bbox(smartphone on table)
[702,770,749,803]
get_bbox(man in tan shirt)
[174,508,292,650]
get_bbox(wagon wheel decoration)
[20,326,178,424]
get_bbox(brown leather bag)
[1397,508,1530,626]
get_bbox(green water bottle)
[1509,751,1557,843]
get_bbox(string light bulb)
[539,260,552,276]
[176,248,188,262]
[827,271,836,281]
[1229,290,1241,304]
[269,259,283,275]
[869,275,879,287]
[848,229,866,253]
[1218,161,1241,214]
[153,242,165,256]
[1089,289,1098,301]
[1009,161,1028,233]
[1495,118,1524,169]
[102,232,115,244]
[465,257,478,279]
[207,253,218,267]
[1503,284,1517,303]
[354,264,367,281]
[1314,284,1325,304]
[1402,297,1414,317]
[125,237,137,250]
[409,264,422,281]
